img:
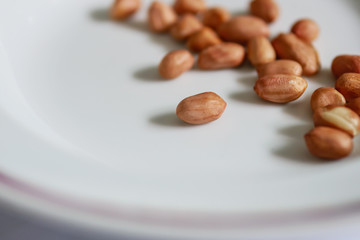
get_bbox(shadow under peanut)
[149,112,189,127]
[133,66,163,82]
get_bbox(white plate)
[0,0,360,239]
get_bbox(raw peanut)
[272,33,320,76]
[310,87,346,112]
[291,19,320,42]
[170,14,203,41]
[198,43,245,70]
[247,36,276,66]
[176,92,227,124]
[174,0,206,15]
[158,50,194,79]
[304,127,353,160]
[256,60,303,77]
[347,97,360,116]
[217,16,269,44]
[110,0,141,20]
[186,27,222,52]
[148,1,177,33]
[313,105,360,137]
[202,7,231,30]
[250,0,279,23]
[335,73,360,101]
[332,55,360,78]
[254,74,308,103]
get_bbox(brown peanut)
[176,92,227,124]
[202,7,231,29]
[198,43,245,70]
[174,0,206,15]
[247,36,276,66]
[347,97,360,116]
[148,1,177,33]
[335,73,360,101]
[170,14,203,41]
[313,105,360,137]
[291,19,320,43]
[110,0,141,20]
[158,50,194,79]
[250,0,279,23]
[305,127,353,160]
[217,16,269,44]
[254,74,308,103]
[310,87,346,112]
[331,55,360,78]
[272,33,320,76]
[186,27,222,52]
[256,60,303,78]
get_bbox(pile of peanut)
[110,0,360,160]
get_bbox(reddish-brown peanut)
[347,97,360,116]
[202,7,231,29]
[217,16,269,43]
[256,60,303,77]
[148,1,177,33]
[158,50,194,79]
[198,43,245,70]
[254,74,308,103]
[247,36,276,66]
[305,127,353,160]
[176,92,227,124]
[310,87,346,112]
[174,0,206,15]
[170,14,203,41]
[186,27,222,52]
[331,55,360,78]
[291,18,320,42]
[335,73,360,101]
[250,0,279,23]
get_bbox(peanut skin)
[331,55,360,78]
[159,50,194,79]
[110,0,141,20]
[291,18,320,42]
[310,87,346,112]
[250,0,279,23]
[256,60,303,77]
[247,36,276,66]
[335,73,360,101]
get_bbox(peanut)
[304,127,353,160]
[170,14,203,41]
[313,105,360,137]
[254,74,308,103]
[250,0,279,23]
[347,97,360,116]
[272,33,320,76]
[256,60,303,78]
[110,0,141,20]
[331,55,360,78]
[174,0,206,15]
[186,27,222,52]
[176,92,227,124]
[247,36,276,66]
[202,7,231,30]
[335,73,360,101]
[217,16,269,44]
[310,87,346,112]
[197,43,245,70]
[291,18,320,43]
[148,1,177,33]
[158,50,194,79]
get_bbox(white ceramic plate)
[0,0,360,239]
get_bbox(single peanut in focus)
[331,55,360,78]
[247,36,276,66]
[158,50,194,79]
[174,0,206,15]
[250,0,279,23]
[256,60,303,77]
[186,27,222,52]
[202,7,231,29]
[347,97,360,116]
[272,33,320,76]
[176,92,227,124]
[110,0,141,20]
[198,43,245,70]
[291,19,319,43]
[217,16,269,44]
[313,105,360,137]
[170,14,203,41]
[254,74,308,103]
[305,127,353,160]
[310,87,346,112]
[335,73,360,101]
[148,1,177,33]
